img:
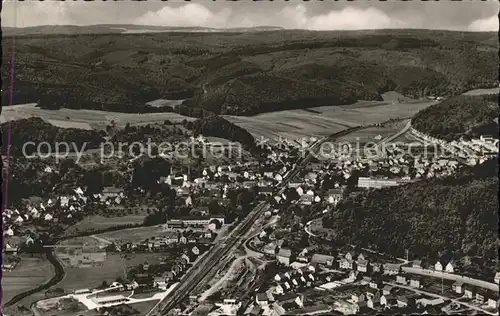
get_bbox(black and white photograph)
[0,1,499,315]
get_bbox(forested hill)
[0,118,105,156]
[412,94,499,141]
[322,159,498,275]
[2,29,497,115]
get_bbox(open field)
[64,215,146,235]
[95,225,176,244]
[55,236,107,268]
[462,87,499,96]
[3,293,51,316]
[2,256,55,303]
[52,253,173,292]
[146,99,185,108]
[33,296,159,316]
[334,120,408,145]
[0,103,195,130]
[128,300,160,314]
[57,236,104,252]
[35,297,89,316]
[224,110,355,142]
[224,98,437,140]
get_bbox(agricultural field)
[224,98,436,141]
[34,297,89,316]
[127,300,160,315]
[52,252,174,292]
[224,110,354,142]
[55,236,107,268]
[95,225,174,244]
[0,103,195,130]
[64,215,146,235]
[2,255,54,303]
[334,120,408,145]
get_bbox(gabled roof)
[397,296,408,303]
[311,254,334,264]
[383,263,400,270]
[366,287,379,294]
[250,305,263,316]
[357,259,369,266]
[278,248,292,257]
[256,293,268,301]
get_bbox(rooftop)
[278,248,292,257]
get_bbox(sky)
[1,0,498,32]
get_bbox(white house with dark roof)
[14,216,24,224]
[434,261,443,271]
[445,261,456,273]
[452,281,463,294]
[277,248,292,266]
[256,293,269,306]
[5,227,14,236]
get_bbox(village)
[2,128,498,316]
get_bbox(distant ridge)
[2,24,285,36]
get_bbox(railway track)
[149,125,369,315]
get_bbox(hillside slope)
[2,29,497,115]
[322,159,499,276]
[412,94,499,141]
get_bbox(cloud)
[135,3,232,28]
[2,1,73,27]
[468,14,498,32]
[135,4,411,31]
[2,2,498,32]
[278,5,408,30]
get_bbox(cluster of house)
[243,292,307,316]
[113,230,215,253]
[269,246,398,277]
[154,148,306,225]
[271,265,317,293]
[159,136,322,210]
[411,128,498,164]
[158,161,292,207]
[450,281,498,308]
[3,186,124,237]
[69,251,198,299]
[127,250,202,292]
[271,143,474,197]
[331,277,447,315]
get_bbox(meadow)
[334,121,408,145]
[53,253,174,292]
[2,255,54,303]
[95,225,174,244]
[224,98,436,141]
[0,103,195,130]
[63,215,146,236]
